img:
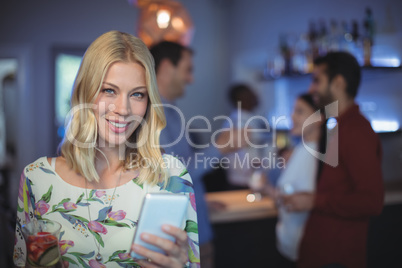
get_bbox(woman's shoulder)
[23,156,52,175]
[157,154,194,194]
[23,156,70,181]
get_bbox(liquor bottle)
[363,7,374,66]
[317,18,328,56]
[328,19,340,52]
[307,20,318,57]
[341,20,353,52]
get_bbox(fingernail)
[162,225,170,231]
[142,233,150,240]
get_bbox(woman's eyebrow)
[102,82,147,91]
[133,86,147,91]
[102,82,119,88]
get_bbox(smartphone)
[130,193,189,260]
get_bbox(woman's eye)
[102,88,115,94]
[131,92,145,99]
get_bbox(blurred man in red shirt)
[282,52,384,268]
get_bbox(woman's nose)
[113,95,130,115]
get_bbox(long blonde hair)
[60,31,167,185]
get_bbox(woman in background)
[273,93,321,267]
[13,31,199,268]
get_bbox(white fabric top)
[276,141,317,261]
[14,154,199,267]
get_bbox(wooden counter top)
[205,190,277,224]
[206,187,402,224]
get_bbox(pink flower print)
[95,190,106,198]
[59,240,74,255]
[89,259,106,268]
[63,202,77,210]
[88,221,107,235]
[118,252,131,260]
[18,174,25,201]
[108,210,126,221]
[35,200,50,216]
[189,193,197,211]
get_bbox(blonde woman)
[13,31,199,268]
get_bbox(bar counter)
[206,184,402,224]
[206,184,402,267]
[205,190,277,223]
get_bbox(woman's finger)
[132,244,171,267]
[140,232,180,256]
[162,225,188,246]
[136,258,160,268]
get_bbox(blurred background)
[1,0,401,267]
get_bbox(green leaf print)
[69,251,94,258]
[108,250,126,259]
[89,189,96,199]
[188,244,200,263]
[75,256,91,268]
[52,208,76,213]
[76,192,84,204]
[88,229,105,247]
[185,220,198,234]
[179,169,188,177]
[40,185,53,203]
[71,214,89,224]
[86,197,104,204]
[69,252,94,267]
[57,198,71,207]
[132,178,143,189]
[105,251,141,267]
[78,251,95,259]
[17,203,23,212]
[61,256,78,265]
[103,219,130,228]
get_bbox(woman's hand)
[281,192,315,212]
[130,224,188,268]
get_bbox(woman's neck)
[94,146,124,180]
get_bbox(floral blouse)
[13,154,200,268]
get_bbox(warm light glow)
[137,0,194,47]
[149,3,158,11]
[172,17,184,31]
[371,120,400,132]
[156,9,171,29]
[246,194,256,203]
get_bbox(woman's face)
[291,98,315,137]
[94,61,148,147]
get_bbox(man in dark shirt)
[282,52,384,268]
[150,41,246,268]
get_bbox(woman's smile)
[106,119,130,133]
[94,61,148,147]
